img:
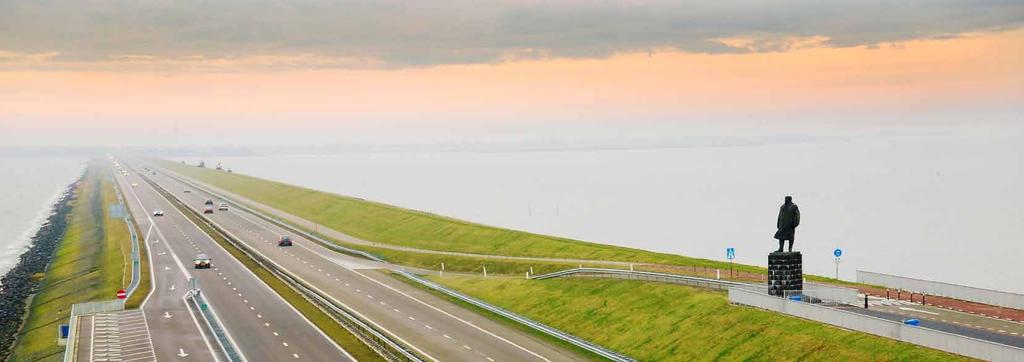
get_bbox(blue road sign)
[834,248,842,258]
[726,247,735,260]
[59,324,69,339]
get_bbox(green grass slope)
[159,160,762,273]
[429,275,966,361]
[11,161,132,361]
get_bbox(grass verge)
[11,161,131,361]
[427,275,969,361]
[153,177,382,361]
[158,159,764,274]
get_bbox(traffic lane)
[117,171,218,361]
[197,194,579,362]
[152,168,586,361]
[871,303,1024,338]
[130,172,353,361]
[838,306,1024,348]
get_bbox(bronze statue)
[774,196,800,252]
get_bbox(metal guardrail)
[532,267,750,290]
[123,218,142,298]
[396,271,636,362]
[143,173,423,362]
[64,177,143,362]
[188,290,244,361]
[153,167,387,263]
[152,162,644,361]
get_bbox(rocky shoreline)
[0,178,80,361]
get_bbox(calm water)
[0,156,87,278]
[180,129,1024,293]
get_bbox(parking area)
[74,309,155,362]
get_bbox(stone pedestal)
[768,252,802,297]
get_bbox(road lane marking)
[898,307,940,315]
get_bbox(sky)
[1,1,1022,147]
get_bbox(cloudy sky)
[1,1,1022,147]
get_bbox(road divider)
[396,271,636,362]
[140,171,423,362]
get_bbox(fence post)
[483,266,487,278]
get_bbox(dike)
[0,178,80,360]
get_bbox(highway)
[119,162,354,361]
[114,168,219,361]
[135,159,587,361]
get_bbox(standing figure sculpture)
[774,196,800,252]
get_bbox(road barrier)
[532,267,748,290]
[64,178,144,362]
[153,162,637,362]
[151,166,387,263]
[143,172,423,362]
[396,271,636,362]
[858,270,1024,310]
[729,287,1024,362]
[188,290,244,361]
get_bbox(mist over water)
[0,157,87,277]
[178,128,1024,293]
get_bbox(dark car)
[204,199,214,206]
[278,236,292,247]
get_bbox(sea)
[0,156,87,279]
[177,127,1023,293]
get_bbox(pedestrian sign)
[726,247,736,260]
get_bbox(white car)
[153,209,164,216]
[218,203,229,211]
[131,183,138,187]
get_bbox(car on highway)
[183,188,191,193]
[203,204,214,214]
[204,199,214,206]
[153,209,164,216]
[131,183,138,187]
[193,254,211,269]
[278,236,293,247]
[218,202,228,211]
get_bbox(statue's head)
[784,196,792,203]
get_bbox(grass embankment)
[158,160,764,275]
[426,275,966,361]
[11,161,133,361]
[149,177,382,361]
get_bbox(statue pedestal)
[768,252,802,297]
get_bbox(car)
[278,236,293,247]
[203,205,214,214]
[153,209,164,216]
[184,189,191,193]
[131,183,138,187]
[193,254,211,269]
[218,202,228,211]
[204,199,214,206]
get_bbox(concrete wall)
[857,270,1024,310]
[803,282,860,305]
[729,287,1024,362]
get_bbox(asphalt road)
[837,305,1024,348]
[116,166,219,361]
[139,159,587,362]
[119,162,354,361]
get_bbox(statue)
[773,196,800,252]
